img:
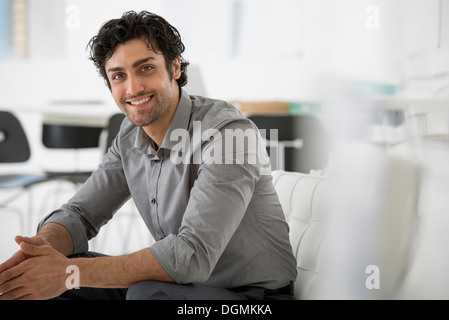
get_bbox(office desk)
[42,104,116,127]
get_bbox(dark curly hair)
[87,10,189,90]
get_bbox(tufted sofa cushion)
[272,150,421,299]
[271,170,335,300]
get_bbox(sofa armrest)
[272,170,335,299]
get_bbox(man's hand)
[0,236,70,300]
[0,236,48,275]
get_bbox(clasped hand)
[0,235,70,300]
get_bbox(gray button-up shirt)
[38,89,297,290]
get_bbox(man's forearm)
[69,248,173,288]
[36,223,172,289]
[37,222,74,256]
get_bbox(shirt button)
[151,198,157,204]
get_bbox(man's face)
[105,38,181,128]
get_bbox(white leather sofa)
[271,148,422,300]
[272,170,334,300]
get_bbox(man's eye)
[112,73,124,80]
[142,65,153,72]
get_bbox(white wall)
[0,0,444,110]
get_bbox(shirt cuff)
[149,234,197,284]
[37,209,89,254]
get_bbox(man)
[0,10,297,300]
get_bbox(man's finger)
[14,235,30,246]
[15,235,47,247]
[0,264,23,290]
[19,242,52,257]
[0,250,25,274]
[0,285,30,300]
[0,259,13,274]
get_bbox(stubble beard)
[122,90,172,128]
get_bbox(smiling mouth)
[127,95,153,107]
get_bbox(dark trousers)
[57,252,294,300]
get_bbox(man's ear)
[172,56,181,80]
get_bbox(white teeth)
[129,96,151,105]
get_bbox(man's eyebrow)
[107,66,124,74]
[107,56,156,74]
[132,56,156,69]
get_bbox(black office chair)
[41,122,104,184]
[41,113,126,184]
[0,111,51,233]
[248,114,330,173]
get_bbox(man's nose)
[126,76,145,96]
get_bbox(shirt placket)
[147,152,165,240]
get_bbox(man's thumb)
[19,241,50,256]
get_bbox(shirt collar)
[133,88,192,155]
[160,88,192,151]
